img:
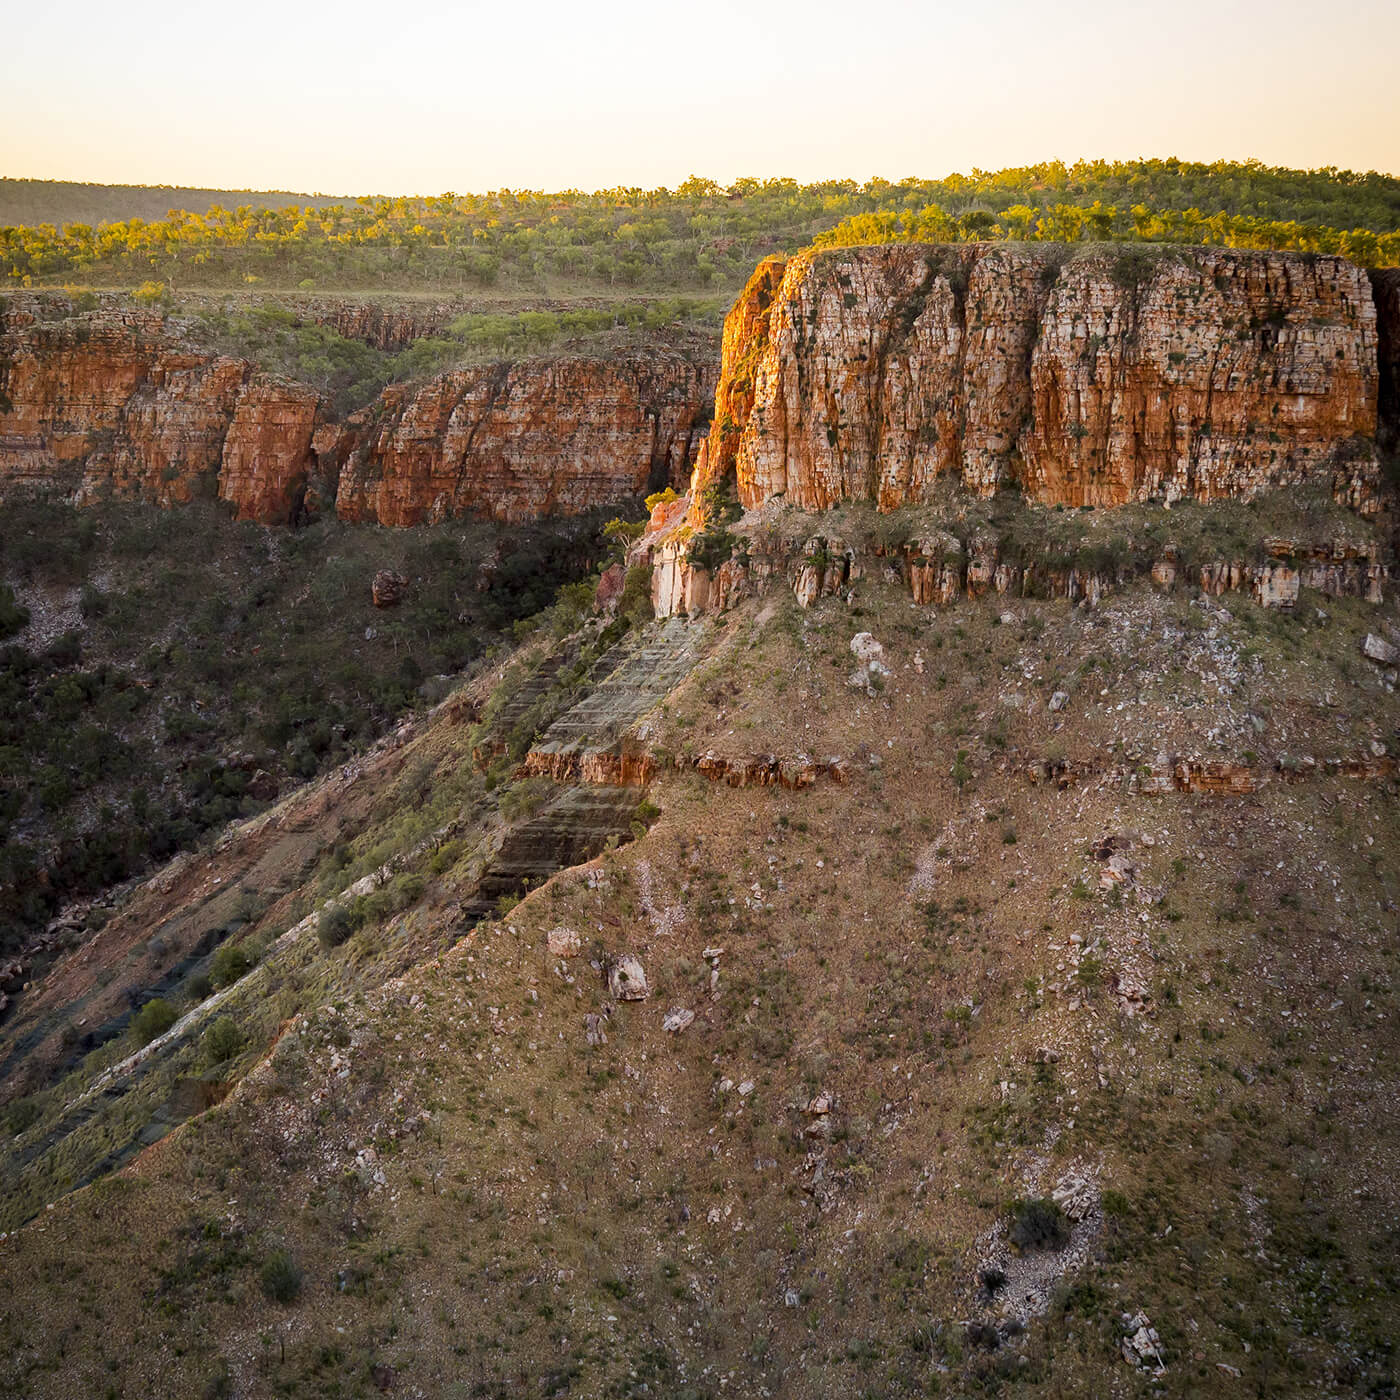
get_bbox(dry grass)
[1,571,1397,1398]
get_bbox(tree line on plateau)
[3,160,1399,291]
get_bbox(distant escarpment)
[0,294,714,525]
[691,243,1391,514]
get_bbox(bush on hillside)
[317,904,357,949]
[131,997,178,1045]
[1008,1198,1070,1251]
[209,940,253,989]
[201,1015,242,1066]
[259,1249,303,1303]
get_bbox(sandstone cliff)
[328,354,714,525]
[0,296,714,525]
[0,305,319,521]
[692,243,1386,514]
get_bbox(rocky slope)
[0,569,1396,1400]
[0,295,714,525]
[691,243,1392,514]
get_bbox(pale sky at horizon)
[5,0,1399,195]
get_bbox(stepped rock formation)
[634,484,1391,619]
[692,243,1387,513]
[0,295,714,525]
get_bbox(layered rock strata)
[1029,753,1396,793]
[0,297,715,526]
[691,243,1384,514]
[0,309,316,521]
[308,300,453,352]
[522,743,849,791]
[328,355,714,526]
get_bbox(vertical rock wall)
[695,243,1382,514]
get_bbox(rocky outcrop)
[638,484,1391,619]
[691,243,1382,515]
[0,304,318,523]
[525,742,850,790]
[1031,751,1396,792]
[307,300,452,352]
[0,297,716,526]
[689,750,847,789]
[371,570,408,608]
[331,354,714,526]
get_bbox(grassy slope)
[0,560,1396,1398]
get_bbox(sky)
[5,0,1399,194]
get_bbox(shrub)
[687,479,743,572]
[359,889,394,925]
[0,585,30,641]
[500,777,555,821]
[1009,1198,1069,1251]
[209,941,252,989]
[389,872,425,910]
[1074,953,1103,992]
[429,839,465,875]
[317,904,356,949]
[131,997,178,1045]
[201,1015,242,1066]
[259,1249,303,1303]
[5,1098,40,1135]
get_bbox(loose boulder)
[608,955,649,1001]
[372,570,408,609]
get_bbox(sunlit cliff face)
[690,244,1383,516]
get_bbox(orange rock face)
[694,257,788,499]
[217,379,321,522]
[333,354,715,526]
[697,243,1382,513]
[0,302,317,523]
[0,297,716,527]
